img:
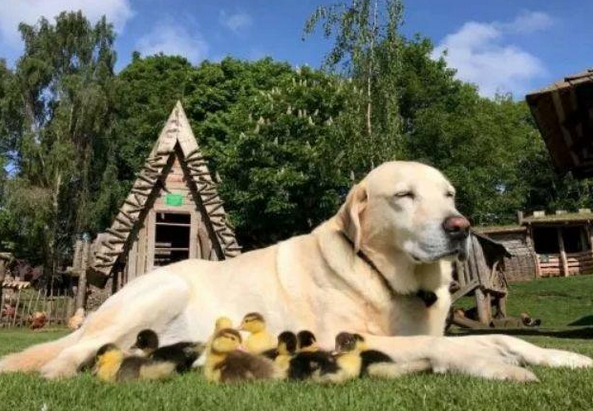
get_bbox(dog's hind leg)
[1,272,191,379]
[0,329,83,374]
[40,275,191,379]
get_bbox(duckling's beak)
[237,344,248,352]
[238,323,246,331]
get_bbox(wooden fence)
[0,281,75,329]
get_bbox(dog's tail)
[0,328,83,374]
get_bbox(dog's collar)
[339,232,438,308]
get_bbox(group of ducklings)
[94,312,432,384]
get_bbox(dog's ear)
[337,182,368,252]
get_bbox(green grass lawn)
[0,276,592,411]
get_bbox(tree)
[190,60,357,247]
[0,12,116,270]
[110,57,354,248]
[304,0,405,168]
[110,54,193,180]
[401,37,593,224]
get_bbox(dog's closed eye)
[394,190,415,199]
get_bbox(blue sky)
[0,0,592,98]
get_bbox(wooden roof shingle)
[526,68,593,178]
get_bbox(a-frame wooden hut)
[80,102,241,295]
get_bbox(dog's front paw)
[486,364,539,382]
[541,349,593,369]
[40,358,78,380]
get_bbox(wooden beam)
[526,225,542,278]
[474,288,492,325]
[451,313,486,329]
[586,223,593,259]
[557,227,569,276]
[450,279,479,302]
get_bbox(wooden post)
[75,238,90,310]
[0,259,5,322]
[12,288,21,327]
[525,225,541,278]
[0,288,5,327]
[586,223,593,258]
[73,240,83,270]
[557,227,569,277]
[497,295,507,319]
[475,288,491,325]
[0,259,6,284]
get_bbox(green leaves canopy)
[1,10,591,271]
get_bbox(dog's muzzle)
[443,215,470,261]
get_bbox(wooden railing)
[538,250,593,277]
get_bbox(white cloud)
[0,0,133,47]
[433,11,552,98]
[502,10,554,34]
[136,22,209,64]
[219,10,253,33]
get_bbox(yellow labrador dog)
[1,161,590,380]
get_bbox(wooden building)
[474,225,538,282]
[522,210,593,277]
[72,102,241,305]
[526,68,593,178]
[478,209,593,280]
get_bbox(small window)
[153,212,191,266]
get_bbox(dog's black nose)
[442,215,470,239]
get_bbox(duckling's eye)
[445,191,455,198]
[394,190,414,199]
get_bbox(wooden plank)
[451,279,479,302]
[0,288,5,327]
[474,288,491,325]
[146,210,156,272]
[557,228,569,276]
[525,226,542,278]
[137,217,148,276]
[155,222,191,227]
[126,235,138,282]
[12,289,21,327]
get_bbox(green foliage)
[191,62,355,247]
[304,0,406,166]
[1,7,592,266]
[0,12,116,267]
[111,54,193,178]
[113,57,360,247]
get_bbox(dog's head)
[338,161,469,264]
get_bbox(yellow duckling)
[261,331,297,376]
[239,312,276,355]
[131,329,204,373]
[288,331,338,381]
[205,328,279,383]
[315,334,363,384]
[334,332,432,380]
[94,343,176,383]
[296,330,319,353]
[195,316,234,368]
[205,317,233,351]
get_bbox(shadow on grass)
[569,315,593,327]
[448,326,593,339]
